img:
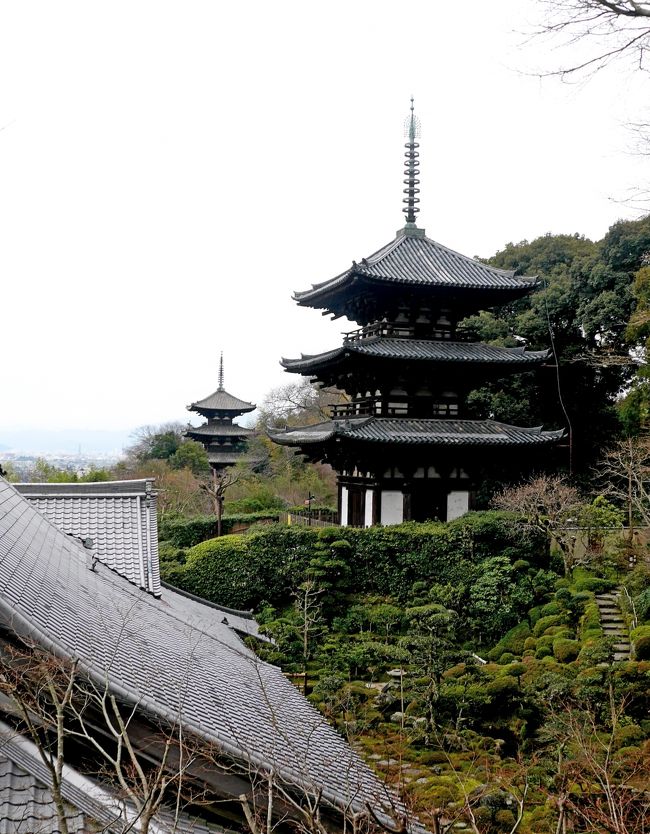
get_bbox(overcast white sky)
[1,0,648,442]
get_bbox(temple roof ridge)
[188,386,256,414]
[281,339,550,371]
[294,230,538,306]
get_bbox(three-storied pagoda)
[269,101,563,526]
[185,354,256,471]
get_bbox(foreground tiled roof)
[15,480,161,596]
[294,230,537,306]
[282,339,549,372]
[188,388,256,414]
[269,417,565,447]
[0,720,222,834]
[0,480,401,823]
[161,580,269,642]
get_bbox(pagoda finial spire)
[402,96,421,227]
[218,352,224,391]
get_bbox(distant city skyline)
[1,1,648,434]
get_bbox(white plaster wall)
[447,490,469,521]
[381,491,403,525]
[364,489,374,528]
[340,486,349,526]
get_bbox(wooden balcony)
[330,399,460,419]
[342,322,454,343]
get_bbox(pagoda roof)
[282,338,549,372]
[188,387,256,414]
[294,229,537,310]
[207,450,254,465]
[269,417,564,447]
[186,422,255,437]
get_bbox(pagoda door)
[411,485,447,523]
[348,489,365,528]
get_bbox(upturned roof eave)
[281,342,550,372]
[270,418,565,447]
[293,231,539,306]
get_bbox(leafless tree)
[492,475,584,575]
[293,579,326,693]
[540,689,650,833]
[536,1,650,77]
[600,435,650,530]
[0,640,203,833]
[200,467,239,536]
[259,380,349,428]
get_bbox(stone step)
[600,611,624,619]
[596,603,620,611]
[602,625,627,633]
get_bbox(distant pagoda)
[269,100,563,526]
[186,354,256,472]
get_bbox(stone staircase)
[595,589,631,661]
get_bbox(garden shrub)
[633,635,650,660]
[173,513,548,609]
[497,652,515,665]
[573,576,617,594]
[486,675,519,698]
[553,638,580,663]
[533,614,565,637]
[160,512,282,547]
[535,644,553,659]
[487,621,531,661]
[630,624,650,642]
[523,636,537,651]
[540,601,562,617]
[614,724,644,749]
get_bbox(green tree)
[168,440,210,476]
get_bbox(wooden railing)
[279,511,339,528]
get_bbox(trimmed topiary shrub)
[533,614,565,637]
[573,576,617,594]
[486,675,519,698]
[634,635,650,660]
[540,601,562,617]
[553,638,580,663]
[488,621,531,661]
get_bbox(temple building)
[185,353,256,471]
[270,101,563,526]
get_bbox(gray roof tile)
[295,232,536,306]
[0,720,224,833]
[269,417,565,447]
[0,481,402,824]
[16,479,161,597]
[189,388,256,414]
[282,339,549,371]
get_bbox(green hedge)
[159,512,281,547]
[171,511,547,610]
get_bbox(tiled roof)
[186,422,254,437]
[269,417,565,447]
[0,720,223,833]
[188,388,256,414]
[0,481,402,824]
[294,231,536,306]
[207,450,252,464]
[161,580,270,642]
[15,479,161,597]
[282,339,549,372]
